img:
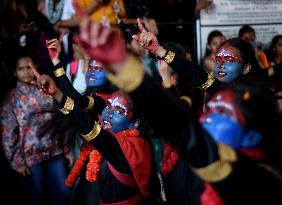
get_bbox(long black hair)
[267,35,282,64]
[230,84,282,167]
[219,38,262,84]
[204,30,224,57]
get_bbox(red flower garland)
[86,149,103,182]
[161,143,179,176]
[65,142,102,187]
[115,129,139,138]
[65,130,139,187]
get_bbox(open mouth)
[89,77,96,82]
[217,72,227,77]
[102,120,112,130]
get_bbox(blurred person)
[0,53,71,205]
[238,25,269,69]
[202,30,224,73]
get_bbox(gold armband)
[84,96,95,111]
[163,51,175,64]
[81,121,101,141]
[192,143,237,182]
[107,55,144,92]
[180,96,192,108]
[60,96,74,115]
[200,73,215,90]
[54,67,65,77]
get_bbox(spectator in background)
[238,25,270,69]
[202,30,224,73]
[0,53,71,205]
[268,34,282,65]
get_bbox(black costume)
[106,56,282,204]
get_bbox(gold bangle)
[54,67,65,77]
[84,96,95,111]
[200,72,215,90]
[60,96,74,115]
[107,55,145,92]
[180,95,192,108]
[81,121,101,141]
[163,51,175,64]
[191,143,237,182]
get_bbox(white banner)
[199,24,282,60]
[200,0,282,26]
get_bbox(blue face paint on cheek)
[214,62,242,83]
[101,108,130,133]
[201,113,245,148]
[86,70,107,87]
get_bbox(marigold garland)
[161,143,179,176]
[115,129,139,138]
[65,142,102,187]
[65,130,139,187]
[86,149,103,182]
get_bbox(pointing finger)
[29,63,40,79]
[137,18,146,32]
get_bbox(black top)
[126,71,282,204]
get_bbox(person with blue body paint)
[75,20,282,204]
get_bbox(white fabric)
[66,59,87,94]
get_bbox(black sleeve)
[169,55,210,88]
[58,95,131,174]
[129,74,219,168]
[53,62,106,114]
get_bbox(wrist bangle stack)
[163,51,175,64]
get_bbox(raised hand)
[46,33,64,65]
[29,63,59,96]
[74,18,126,66]
[132,18,159,53]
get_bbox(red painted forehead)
[217,44,241,61]
[207,90,246,125]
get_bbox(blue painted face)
[202,113,245,149]
[200,90,262,149]
[86,60,107,87]
[101,93,132,133]
[213,46,243,83]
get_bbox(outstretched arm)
[132,18,211,90]
[76,20,220,168]
[30,68,131,173]
[46,37,105,113]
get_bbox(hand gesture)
[30,63,58,96]
[75,18,126,65]
[132,18,159,53]
[16,165,31,176]
[46,33,64,65]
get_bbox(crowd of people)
[0,0,282,205]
